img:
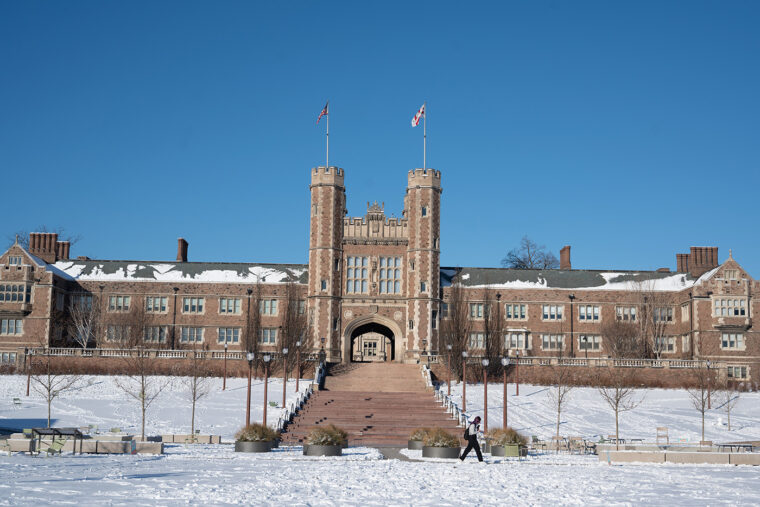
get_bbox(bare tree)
[8,225,81,250]
[482,289,504,377]
[179,344,213,439]
[596,367,643,450]
[281,280,307,380]
[717,380,740,432]
[601,320,644,359]
[243,281,263,375]
[632,281,673,359]
[686,365,715,443]
[546,343,574,446]
[66,292,103,349]
[110,298,171,441]
[501,236,559,269]
[30,351,83,427]
[440,277,471,382]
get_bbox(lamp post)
[223,343,228,391]
[295,340,301,393]
[706,360,712,409]
[568,294,576,358]
[501,357,509,429]
[582,336,588,360]
[245,352,255,426]
[262,354,271,426]
[482,358,489,434]
[282,347,289,409]
[462,351,468,412]
[446,344,452,396]
[25,348,32,397]
[515,350,520,396]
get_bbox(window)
[379,257,402,294]
[432,310,438,329]
[615,306,637,322]
[106,325,129,342]
[260,299,278,315]
[321,279,327,290]
[56,293,65,311]
[579,335,601,351]
[682,335,690,353]
[727,365,748,380]
[218,327,240,344]
[144,326,168,343]
[506,304,526,320]
[1,352,17,364]
[542,305,563,321]
[578,305,600,322]
[713,298,747,317]
[654,336,675,353]
[0,319,23,335]
[421,206,428,217]
[8,256,22,265]
[681,303,689,322]
[362,341,378,357]
[71,294,92,310]
[441,303,449,318]
[108,295,131,312]
[420,281,427,292]
[408,320,414,330]
[182,297,204,314]
[146,296,167,313]
[504,332,529,349]
[0,283,31,303]
[653,307,673,322]
[468,332,485,349]
[333,318,339,331]
[181,327,204,343]
[220,297,241,314]
[541,334,564,351]
[721,333,745,350]
[259,328,277,344]
[346,256,369,294]
[312,204,318,216]
[724,270,738,280]
[297,300,306,315]
[334,258,340,271]
[470,303,485,319]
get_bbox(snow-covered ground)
[0,375,311,440]
[442,381,760,443]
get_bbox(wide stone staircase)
[280,363,461,447]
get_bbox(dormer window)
[8,256,22,265]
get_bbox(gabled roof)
[51,260,308,284]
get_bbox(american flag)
[411,103,425,127]
[317,101,329,124]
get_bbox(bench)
[717,443,754,453]
[13,398,21,408]
[656,427,669,445]
[32,428,84,456]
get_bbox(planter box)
[303,444,342,456]
[422,446,461,459]
[408,440,424,450]
[491,444,527,457]
[235,441,273,453]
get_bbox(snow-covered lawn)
[2,444,760,505]
[443,381,760,443]
[0,375,311,440]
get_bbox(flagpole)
[423,101,426,170]
[326,103,330,168]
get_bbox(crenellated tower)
[404,169,442,357]
[308,166,345,361]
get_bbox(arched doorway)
[343,316,403,363]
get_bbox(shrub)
[422,427,459,448]
[306,424,348,446]
[487,427,528,447]
[235,423,280,443]
[409,427,433,442]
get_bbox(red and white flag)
[317,101,329,124]
[411,103,425,127]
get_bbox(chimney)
[28,232,59,263]
[56,241,70,260]
[560,245,571,270]
[177,238,188,263]
[676,253,689,273]
[687,246,719,278]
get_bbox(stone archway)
[342,315,403,364]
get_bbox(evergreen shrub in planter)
[234,424,281,453]
[421,428,461,459]
[408,427,432,450]
[487,427,528,457]
[303,424,347,456]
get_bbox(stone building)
[0,167,757,383]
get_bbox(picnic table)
[32,428,84,455]
[717,443,754,453]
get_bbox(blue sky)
[2,1,758,276]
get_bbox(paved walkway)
[377,446,414,462]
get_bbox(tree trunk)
[555,403,561,451]
[615,405,620,452]
[141,382,146,442]
[701,409,705,442]
[191,395,196,439]
[727,405,731,432]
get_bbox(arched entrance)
[343,316,403,363]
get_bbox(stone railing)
[445,355,717,370]
[23,347,319,363]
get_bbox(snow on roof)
[440,267,699,292]
[52,260,308,284]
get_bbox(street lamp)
[26,348,33,397]
[295,340,301,393]
[223,343,228,391]
[482,358,490,433]
[706,360,712,409]
[501,357,509,429]
[282,347,289,409]
[262,354,271,426]
[582,336,588,360]
[245,352,255,426]
[446,344,452,396]
[462,351,468,412]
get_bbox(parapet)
[407,168,441,187]
[311,166,345,186]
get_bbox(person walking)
[459,415,484,462]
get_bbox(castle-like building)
[1,167,757,382]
